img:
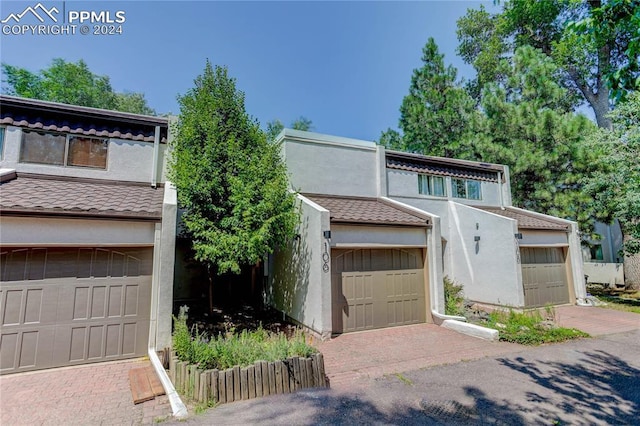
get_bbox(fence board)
[268,362,276,396]
[211,370,219,403]
[316,353,326,387]
[260,361,270,396]
[241,368,249,400]
[305,359,313,389]
[225,370,234,403]
[255,363,263,397]
[274,361,283,394]
[233,366,241,401]
[299,358,308,388]
[292,358,301,390]
[218,370,226,404]
[247,366,256,399]
[282,360,290,394]
[195,368,203,401]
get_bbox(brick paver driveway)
[0,358,171,426]
[315,306,640,390]
[315,323,521,390]
[555,304,640,336]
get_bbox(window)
[590,245,604,261]
[0,127,5,160]
[418,174,446,197]
[451,178,482,200]
[20,130,108,169]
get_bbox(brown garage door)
[521,247,570,307]
[0,247,153,375]
[332,248,427,333]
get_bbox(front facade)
[0,95,176,374]
[266,129,586,338]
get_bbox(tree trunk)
[591,91,612,130]
[208,265,215,313]
[623,234,640,290]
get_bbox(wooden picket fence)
[165,351,328,404]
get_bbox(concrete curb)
[441,319,499,341]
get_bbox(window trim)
[451,178,482,200]
[19,130,109,170]
[418,174,447,197]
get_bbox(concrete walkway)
[0,358,171,426]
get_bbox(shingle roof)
[0,174,164,220]
[303,194,430,227]
[477,207,569,231]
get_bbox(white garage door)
[0,247,153,374]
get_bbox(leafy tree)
[1,58,155,115]
[457,0,640,129]
[168,61,298,307]
[265,116,314,141]
[583,92,640,288]
[379,38,476,158]
[474,46,598,220]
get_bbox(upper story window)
[418,174,446,197]
[0,127,5,160]
[451,178,482,200]
[20,130,108,169]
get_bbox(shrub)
[172,310,317,370]
[486,308,589,345]
[444,276,464,316]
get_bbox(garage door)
[332,248,427,333]
[521,247,570,307]
[0,247,153,374]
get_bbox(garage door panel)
[521,247,570,307]
[0,247,152,374]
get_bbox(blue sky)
[1,1,498,141]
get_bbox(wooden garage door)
[332,248,426,333]
[521,247,570,307]
[0,247,153,375]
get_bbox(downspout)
[151,125,160,188]
[148,224,188,418]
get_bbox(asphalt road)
[171,330,640,425]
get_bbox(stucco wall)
[0,216,156,246]
[330,224,428,248]
[519,230,568,246]
[447,202,523,307]
[283,135,378,197]
[268,195,332,338]
[0,126,166,183]
[387,169,504,207]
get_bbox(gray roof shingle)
[303,194,430,227]
[0,174,164,220]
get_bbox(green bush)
[172,311,317,370]
[444,276,464,316]
[486,309,589,345]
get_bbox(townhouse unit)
[266,130,586,338]
[0,95,176,374]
